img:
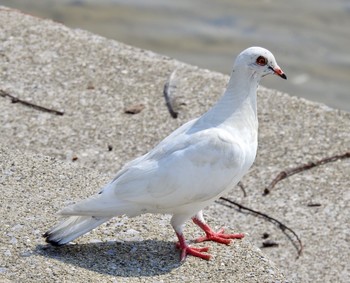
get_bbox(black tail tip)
[42,231,64,246]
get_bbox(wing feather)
[105,127,245,210]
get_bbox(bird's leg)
[171,214,211,261]
[192,211,244,245]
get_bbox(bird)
[43,47,287,261]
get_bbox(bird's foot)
[192,217,244,245]
[176,242,211,261]
[175,231,211,261]
[195,227,244,245]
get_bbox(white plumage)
[44,47,286,261]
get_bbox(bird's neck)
[199,69,260,129]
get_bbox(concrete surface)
[0,6,349,282]
[0,147,285,282]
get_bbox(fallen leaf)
[124,104,145,114]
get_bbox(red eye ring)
[256,56,267,66]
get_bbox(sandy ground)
[0,6,349,282]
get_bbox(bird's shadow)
[35,240,182,277]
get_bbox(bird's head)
[233,47,287,80]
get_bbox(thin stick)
[237,181,247,197]
[163,69,179,118]
[218,196,303,258]
[163,82,178,118]
[263,152,350,195]
[0,89,64,116]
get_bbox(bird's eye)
[256,56,267,66]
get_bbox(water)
[2,0,350,111]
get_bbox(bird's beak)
[270,66,287,80]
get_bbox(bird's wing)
[107,127,245,209]
[59,118,198,216]
[59,125,245,217]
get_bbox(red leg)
[192,217,244,245]
[175,232,211,261]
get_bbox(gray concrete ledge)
[0,147,285,282]
[1,6,349,282]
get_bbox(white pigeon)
[44,47,286,261]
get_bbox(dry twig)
[163,70,179,118]
[0,89,64,115]
[218,196,303,258]
[163,68,187,119]
[237,181,247,197]
[263,152,350,195]
[163,87,177,118]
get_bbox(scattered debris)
[0,89,64,116]
[262,232,270,239]
[218,196,303,258]
[87,82,95,90]
[218,152,350,258]
[261,240,279,248]
[72,155,78,162]
[124,103,145,115]
[307,202,321,207]
[237,181,247,197]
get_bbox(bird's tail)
[43,215,111,246]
